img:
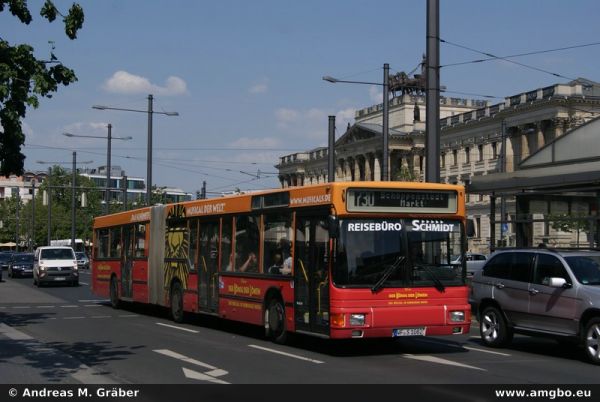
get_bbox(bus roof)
[93,182,465,228]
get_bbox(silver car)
[471,249,600,364]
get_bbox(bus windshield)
[333,218,465,289]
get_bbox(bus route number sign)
[347,189,456,214]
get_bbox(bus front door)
[199,221,220,313]
[294,214,330,336]
[121,225,134,298]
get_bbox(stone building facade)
[276,78,600,252]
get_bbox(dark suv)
[470,248,600,364]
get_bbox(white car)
[33,246,79,287]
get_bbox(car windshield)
[333,218,466,289]
[41,249,75,260]
[13,254,33,263]
[0,253,12,262]
[565,255,600,285]
[76,252,87,259]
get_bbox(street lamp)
[92,94,179,205]
[64,125,132,214]
[323,63,390,181]
[37,152,93,250]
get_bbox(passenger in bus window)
[238,251,257,272]
[268,252,283,274]
[279,239,292,275]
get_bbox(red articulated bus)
[92,181,471,342]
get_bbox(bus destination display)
[346,189,457,213]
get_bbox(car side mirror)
[548,277,570,288]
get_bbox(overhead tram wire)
[441,40,600,68]
[439,38,578,81]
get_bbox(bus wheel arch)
[264,289,287,344]
[170,279,185,323]
[109,274,120,309]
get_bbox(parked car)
[8,252,34,278]
[33,246,79,287]
[75,252,90,270]
[452,252,488,277]
[0,251,12,271]
[471,248,600,364]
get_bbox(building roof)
[468,115,600,194]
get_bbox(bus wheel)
[265,298,287,344]
[109,276,120,309]
[170,281,184,323]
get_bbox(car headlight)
[449,311,465,322]
[349,313,366,326]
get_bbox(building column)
[373,154,381,181]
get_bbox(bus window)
[234,215,260,273]
[109,227,122,259]
[220,217,232,271]
[263,212,293,275]
[135,224,146,258]
[189,219,199,272]
[96,229,109,258]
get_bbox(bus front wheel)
[265,298,287,344]
[170,281,184,323]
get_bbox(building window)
[492,142,498,159]
[465,147,470,164]
[478,144,484,162]
[441,152,445,168]
[452,150,458,166]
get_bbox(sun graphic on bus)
[163,204,190,293]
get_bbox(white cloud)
[249,78,269,94]
[64,121,108,134]
[103,71,188,96]
[275,108,300,128]
[369,85,382,104]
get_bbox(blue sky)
[3,0,600,195]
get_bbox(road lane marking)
[402,354,486,371]
[78,299,108,303]
[154,349,230,383]
[0,323,33,340]
[156,322,199,333]
[118,314,139,318]
[91,316,111,319]
[60,305,78,308]
[248,344,325,364]
[83,304,103,308]
[13,306,30,309]
[36,305,55,308]
[463,346,511,356]
[64,316,86,320]
[79,282,89,285]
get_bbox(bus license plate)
[393,327,426,337]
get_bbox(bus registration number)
[393,327,426,337]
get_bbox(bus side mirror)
[327,215,339,238]
[466,219,476,238]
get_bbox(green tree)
[0,0,84,176]
[393,165,418,182]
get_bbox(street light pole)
[147,95,153,206]
[30,180,35,252]
[47,167,52,246]
[72,151,76,250]
[64,127,131,215]
[106,123,112,214]
[382,63,390,181]
[323,64,391,181]
[92,96,178,207]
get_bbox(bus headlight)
[349,313,366,326]
[449,311,465,322]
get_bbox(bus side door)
[294,212,330,336]
[199,220,220,313]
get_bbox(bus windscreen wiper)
[416,264,445,293]
[371,256,405,293]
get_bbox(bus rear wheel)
[170,281,184,323]
[265,298,287,344]
[110,276,120,309]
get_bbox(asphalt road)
[1,270,598,385]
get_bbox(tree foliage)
[0,0,84,177]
